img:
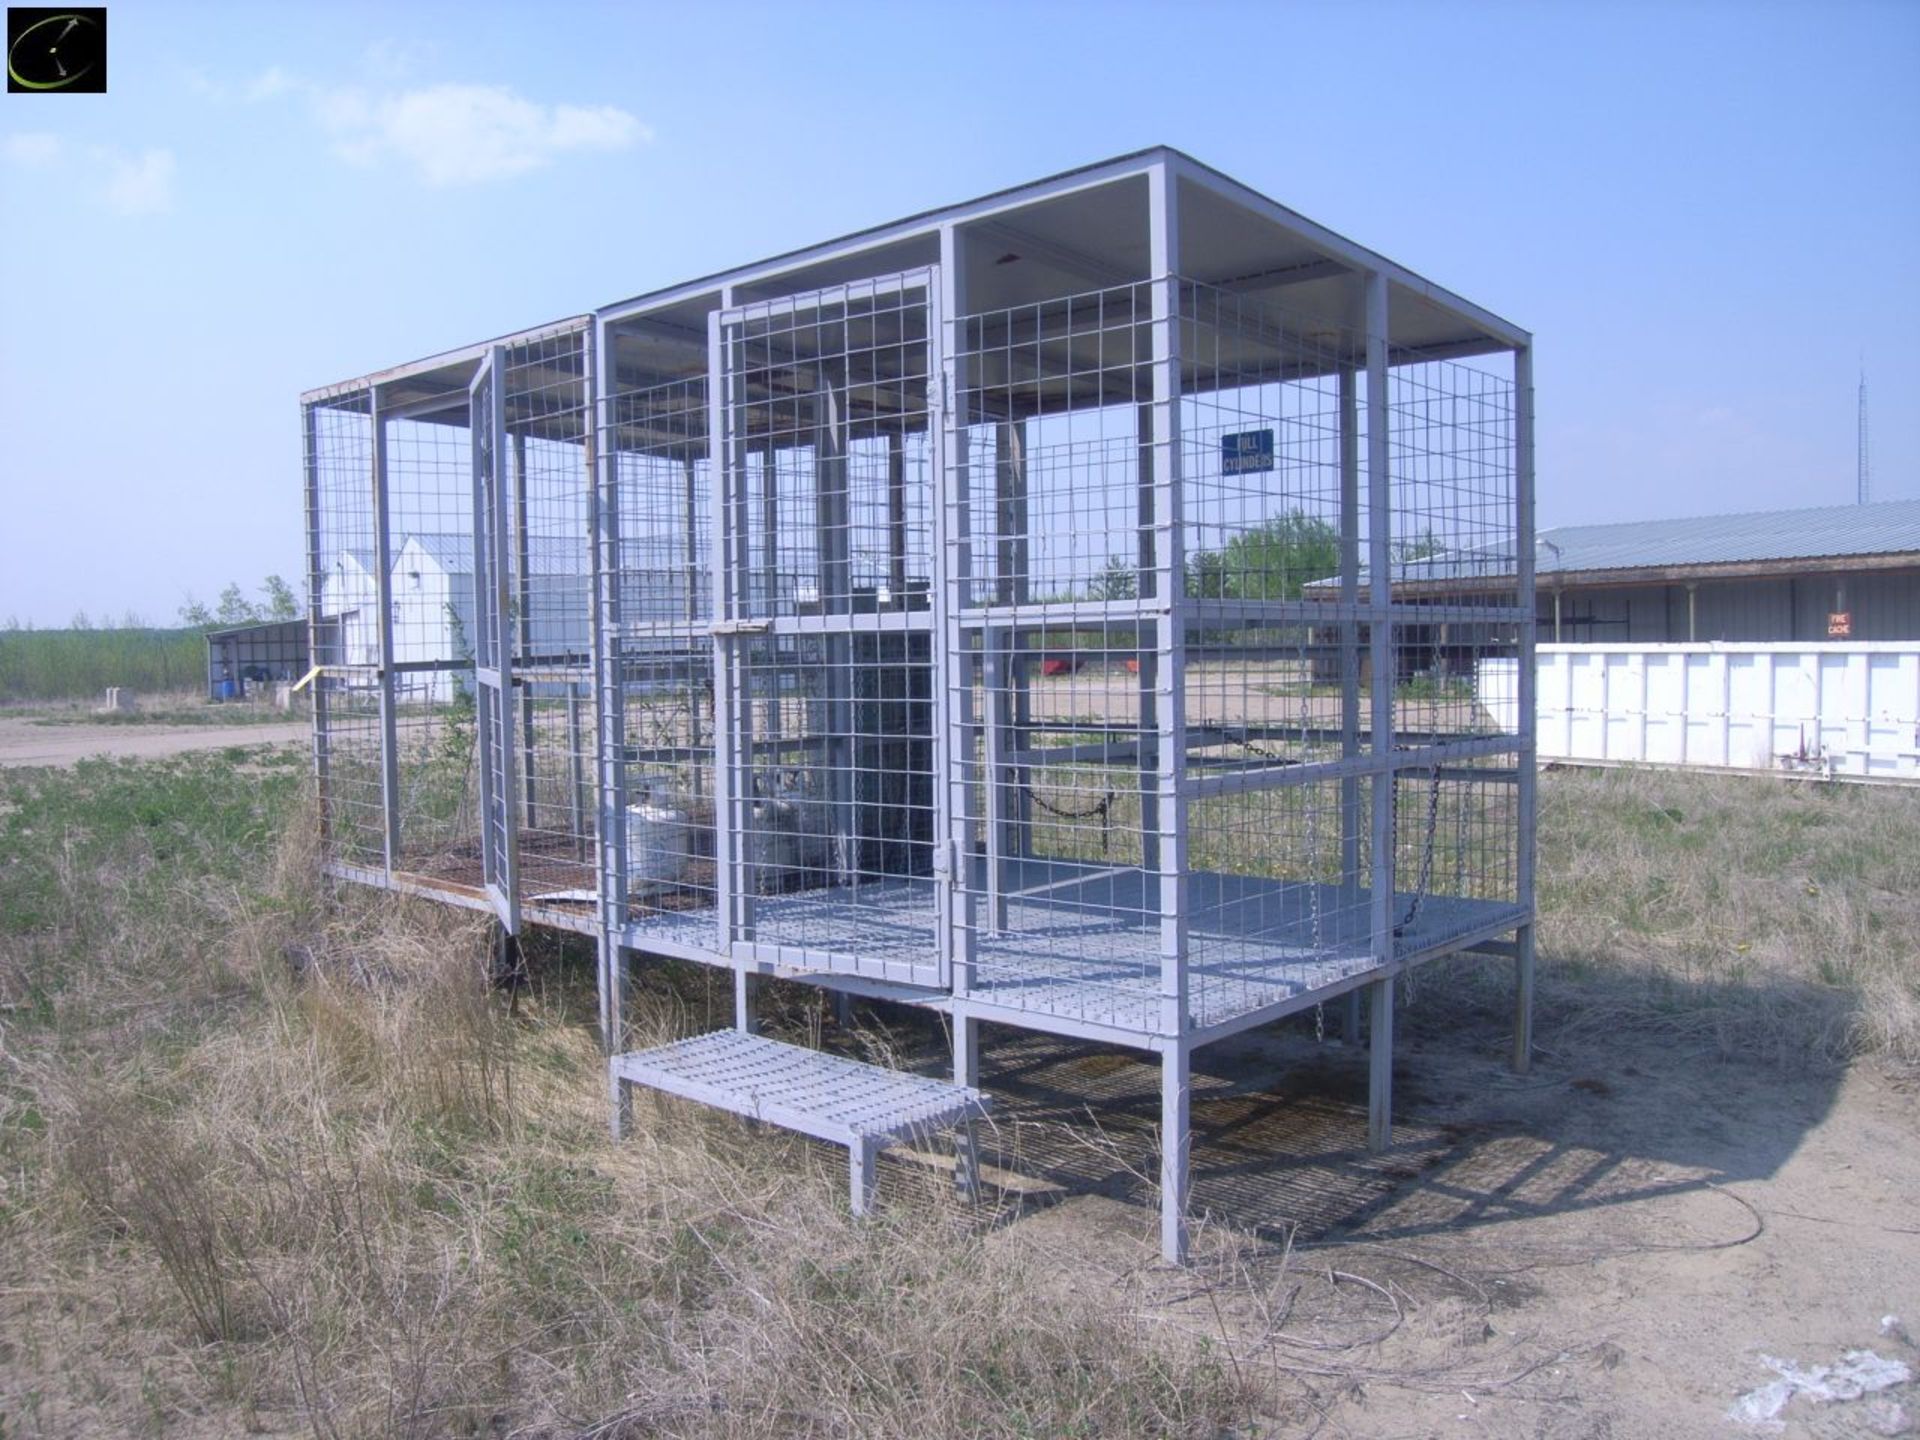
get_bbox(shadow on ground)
[846,985,1850,1253]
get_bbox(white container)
[625,775,691,893]
[1490,643,1920,782]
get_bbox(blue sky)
[2,0,1916,626]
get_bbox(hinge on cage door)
[708,618,773,637]
[931,838,959,882]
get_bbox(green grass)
[0,628,208,703]
[0,751,1265,1438]
[2,750,1914,1435]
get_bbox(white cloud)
[2,132,175,215]
[360,38,435,83]
[326,83,645,185]
[244,65,296,102]
[4,132,63,166]
[221,60,648,187]
[100,148,176,216]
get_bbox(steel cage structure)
[300,148,1536,1263]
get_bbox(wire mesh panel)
[941,277,1528,1038]
[948,283,1176,1030]
[501,328,596,916]
[1177,287,1526,1022]
[1384,349,1524,948]
[305,389,383,866]
[468,348,518,929]
[383,404,483,884]
[715,272,942,984]
[605,373,719,952]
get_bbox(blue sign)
[1222,429,1275,476]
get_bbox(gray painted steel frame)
[301,147,1536,1268]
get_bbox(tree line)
[0,577,303,703]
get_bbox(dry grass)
[0,752,1270,1437]
[1411,765,1920,1072]
[1,750,1915,1436]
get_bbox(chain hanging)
[1394,766,1442,937]
[1024,780,1115,855]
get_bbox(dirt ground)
[0,714,309,768]
[926,1013,1920,1438]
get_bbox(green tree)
[1186,512,1340,601]
[1186,548,1229,599]
[1088,553,1137,601]
[260,574,299,621]
[216,583,255,626]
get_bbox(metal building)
[205,618,308,700]
[1314,498,1920,643]
[300,148,1537,1262]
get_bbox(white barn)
[391,532,591,701]
[317,533,591,703]
[317,548,379,673]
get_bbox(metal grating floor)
[619,859,1524,1038]
[967,860,1526,1034]
[612,1030,987,1146]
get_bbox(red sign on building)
[1827,612,1852,638]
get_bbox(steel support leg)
[734,967,758,1035]
[607,1058,630,1141]
[1513,923,1536,1074]
[1368,976,1394,1153]
[952,1010,980,1090]
[1160,1041,1190,1264]
[1340,987,1363,1042]
[953,1121,982,1203]
[850,1137,878,1217]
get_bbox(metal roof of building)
[1533,498,1920,574]
[1303,497,1920,595]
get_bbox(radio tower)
[1857,363,1871,505]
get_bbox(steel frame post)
[1368,975,1394,1151]
[887,430,909,599]
[814,371,856,888]
[938,225,976,1004]
[470,345,520,933]
[711,290,757,974]
[1364,271,1395,1149]
[1160,1039,1191,1263]
[589,318,630,1078]
[683,454,706,800]
[370,388,401,874]
[983,418,1027,929]
[1135,400,1160,877]
[1338,365,1362,923]
[1149,162,1191,1266]
[513,431,538,834]
[951,1005,980,1089]
[567,687,587,857]
[734,966,758,1035]
[1149,163,1188,1044]
[302,402,333,849]
[1513,342,1538,1074]
[759,444,780,741]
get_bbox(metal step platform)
[609,1030,990,1213]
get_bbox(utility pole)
[1858,363,1871,506]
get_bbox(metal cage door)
[712,269,945,988]
[470,345,520,933]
